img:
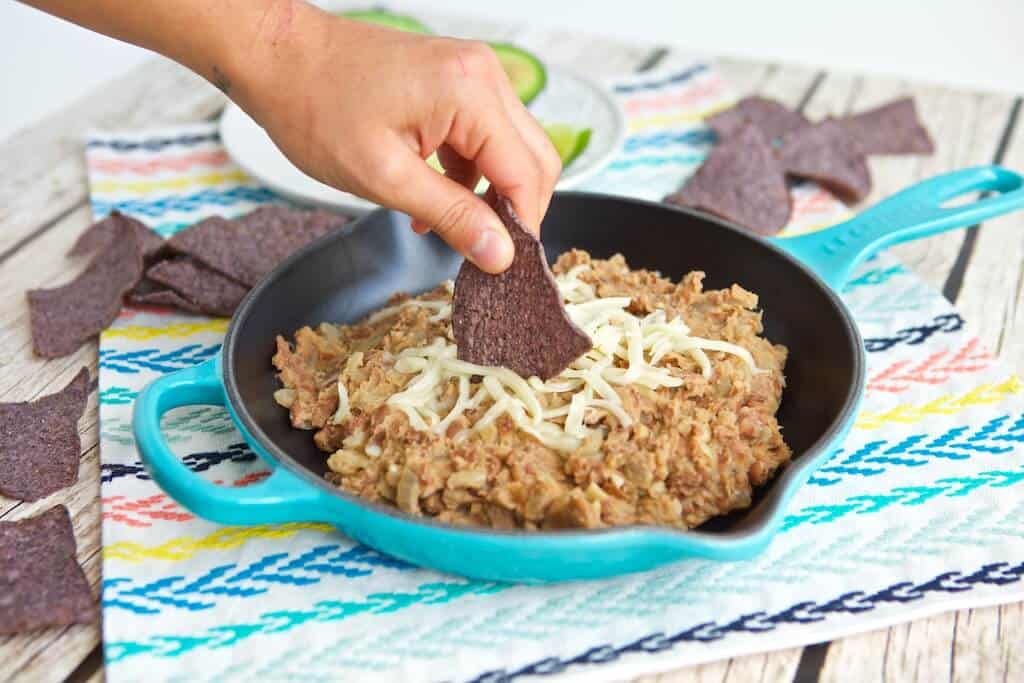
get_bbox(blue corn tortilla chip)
[69,210,165,263]
[666,123,792,235]
[127,285,205,314]
[779,119,872,204]
[838,97,935,155]
[28,221,143,358]
[166,206,348,287]
[146,257,249,317]
[452,196,591,380]
[0,505,97,634]
[707,96,811,143]
[0,368,90,501]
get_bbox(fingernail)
[470,228,513,272]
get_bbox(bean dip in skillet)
[272,250,790,530]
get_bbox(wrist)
[219,0,329,121]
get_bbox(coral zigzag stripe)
[867,338,994,393]
[622,77,729,114]
[88,150,230,175]
[102,472,271,528]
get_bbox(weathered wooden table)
[2,12,1022,683]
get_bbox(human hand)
[230,2,561,272]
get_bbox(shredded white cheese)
[352,264,762,452]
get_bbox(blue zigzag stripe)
[99,343,221,374]
[103,544,415,615]
[93,187,280,219]
[613,63,709,93]
[87,132,219,151]
[100,442,256,483]
[810,415,1024,486]
[784,464,1024,530]
[608,154,707,171]
[622,130,715,153]
[863,313,964,353]
[466,560,1024,683]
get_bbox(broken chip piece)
[28,221,143,358]
[69,210,165,263]
[166,206,348,287]
[666,123,792,235]
[452,196,592,380]
[146,257,249,317]
[779,119,872,204]
[127,287,205,314]
[0,506,97,634]
[707,96,811,143]
[838,97,935,155]
[0,368,89,501]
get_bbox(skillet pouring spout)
[772,165,1024,289]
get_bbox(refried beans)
[272,250,790,530]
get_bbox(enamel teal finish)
[133,355,325,526]
[772,165,1024,289]
[136,355,856,581]
[133,165,1024,583]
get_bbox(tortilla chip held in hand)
[452,196,591,380]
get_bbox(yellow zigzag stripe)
[855,376,1023,430]
[104,522,335,562]
[627,103,731,132]
[778,213,854,237]
[102,320,229,341]
[91,170,251,194]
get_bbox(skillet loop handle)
[132,356,324,526]
[776,165,1024,289]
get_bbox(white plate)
[219,65,626,215]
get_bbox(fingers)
[446,90,546,235]
[373,144,514,273]
[410,146,481,235]
[498,93,562,228]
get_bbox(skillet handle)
[133,356,326,526]
[770,165,1024,289]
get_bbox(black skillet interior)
[227,192,862,533]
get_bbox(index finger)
[447,102,546,235]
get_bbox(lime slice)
[339,9,432,34]
[490,43,547,104]
[545,124,592,167]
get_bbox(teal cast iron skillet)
[134,165,1024,583]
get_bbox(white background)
[2,0,1022,143]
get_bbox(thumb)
[377,149,514,273]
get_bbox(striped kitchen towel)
[88,56,1024,682]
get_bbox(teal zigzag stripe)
[104,581,507,663]
[846,282,938,323]
[100,386,138,405]
[101,406,236,447]
[784,464,1024,530]
[842,265,908,291]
